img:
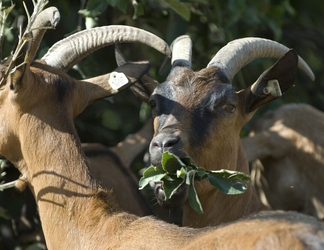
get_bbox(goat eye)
[223,104,236,113]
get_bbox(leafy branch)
[0,2,15,61]
[139,151,250,214]
[0,0,51,88]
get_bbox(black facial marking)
[151,82,177,132]
[152,66,236,152]
[32,62,73,103]
[55,78,71,103]
[188,84,237,147]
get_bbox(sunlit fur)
[150,66,263,227]
[1,51,324,249]
[242,103,324,220]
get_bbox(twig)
[0,3,15,61]
[0,0,49,88]
[0,179,17,191]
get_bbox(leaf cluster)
[139,151,250,214]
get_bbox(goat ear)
[114,61,150,87]
[9,63,29,91]
[130,76,158,103]
[242,49,298,113]
[115,45,127,67]
[114,45,158,103]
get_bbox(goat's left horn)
[42,25,171,71]
[27,7,60,63]
[207,37,315,81]
[170,35,192,67]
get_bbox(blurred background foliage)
[0,0,324,249]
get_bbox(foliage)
[0,0,323,248]
[139,152,250,214]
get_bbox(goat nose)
[150,134,180,151]
[150,133,183,166]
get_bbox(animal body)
[2,4,324,250]
[0,121,153,247]
[242,103,324,220]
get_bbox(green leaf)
[185,170,192,185]
[101,110,122,130]
[208,173,247,195]
[180,156,192,166]
[25,243,47,250]
[161,151,185,174]
[196,167,208,180]
[139,153,250,213]
[138,166,166,189]
[210,169,250,182]
[2,3,15,16]
[0,206,10,220]
[108,0,117,7]
[133,2,144,19]
[176,167,187,178]
[162,177,185,200]
[117,0,128,14]
[79,0,108,17]
[163,0,191,21]
[188,174,203,214]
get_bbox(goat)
[241,103,324,220]
[0,121,153,247]
[130,35,315,227]
[2,4,324,249]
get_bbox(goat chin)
[154,181,188,209]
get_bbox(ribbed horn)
[28,7,60,63]
[207,37,315,81]
[170,35,192,67]
[42,25,171,71]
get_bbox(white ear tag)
[263,79,282,97]
[108,72,129,90]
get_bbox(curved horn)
[207,37,315,81]
[170,35,192,67]
[42,25,171,71]
[28,7,60,63]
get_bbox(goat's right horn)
[42,25,171,71]
[170,35,192,67]
[207,37,315,81]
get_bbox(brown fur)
[242,103,324,219]
[147,51,302,227]
[2,43,323,249]
[83,142,152,216]
[150,67,264,227]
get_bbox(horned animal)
[241,103,324,220]
[0,122,153,247]
[131,35,315,227]
[2,4,324,250]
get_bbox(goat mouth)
[150,151,188,167]
[154,181,189,209]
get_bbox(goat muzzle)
[154,181,189,209]
[149,133,185,166]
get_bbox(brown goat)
[132,35,315,227]
[242,103,324,220]
[1,127,153,246]
[2,4,324,249]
